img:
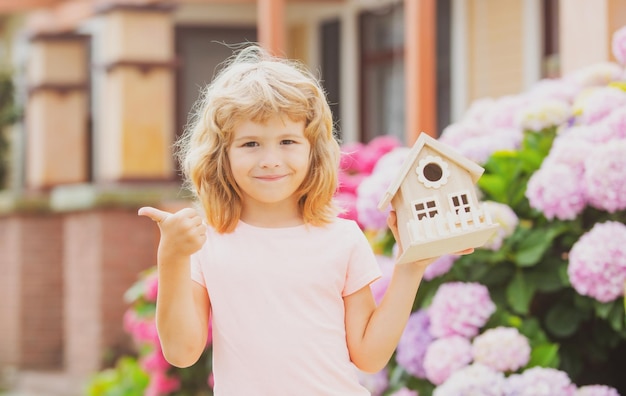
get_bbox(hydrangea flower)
[357,368,389,396]
[545,133,595,171]
[600,106,626,142]
[611,25,626,65]
[334,191,359,225]
[395,310,434,378]
[439,120,486,149]
[145,371,181,396]
[565,62,623,88]
[515,98,570,131]
[389,388,419,396]
[339,141,366,174]
[568,221,626,303]
[526,163,587,220]
[583,140,626,213]
[356,147,409,230]
[454,132,521,165]
[433,363,506,396]
[577,86,626,125]
[576,385,621,396]
[424,254,459,281]
[471,327,530,372]
[428,282,496,338]
[481,201,518,251]
[423,336,473,385]
[505,367,576,396]
[356,173,391,230]
[481,95,531,129]
[370,254,395,304]
[527,78,581,104]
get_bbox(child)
[138,45,471,395]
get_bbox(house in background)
[0,0,624,394]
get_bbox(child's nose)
[259,148,281,168]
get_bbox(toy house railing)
[407,203,495,243]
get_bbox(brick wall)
[64,208,158,376]
[0,214,64,370]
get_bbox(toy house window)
[416,155,450,188]
[413,198,440,220]
[449,191,472,214]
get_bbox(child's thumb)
[138,206,171,224]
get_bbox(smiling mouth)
[255,175,286,181]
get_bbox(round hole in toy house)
[423,162,443,182]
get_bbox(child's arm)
[138,207,210,368]
[344,210,472,373]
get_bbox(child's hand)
[138,206,206,258]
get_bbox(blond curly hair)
[176,45,340,233]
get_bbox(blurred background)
[0,0,625,395]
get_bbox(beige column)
[25,33,89,189]
[405,0,437,143]
[559,0,626,74]
[258,0,286,56]
[95,3,176,183]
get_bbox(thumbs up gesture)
[138,206,207,258]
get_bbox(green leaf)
[545,302,585,337]
[525,260,568,292]
[513,225,567,267]
[506,271,536,314]
[527,343,560,368]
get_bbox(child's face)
[228,115,311,211]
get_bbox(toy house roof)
[377,132,486,210]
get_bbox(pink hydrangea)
[338,172,367,195]
[455,132,521,165]
[356,147,409,231]
[396,310,434,378]
[339,142,366,174]
[600,106,626,142]
[545,133,596,171]
[584,140,626,213]
[526,163,587,220]
[335,191,360,225]
[481,201,518,251]
[390,387,419,396]
[471,327,530,372]
[578,86,626,125]
[144,272,159,302]
[515,98,571,131]
[568,221,626,303]
[565,62,623,88]
[482,95,531,129]
[357,368,389,396]
[611,25,626,65]
[356,173,392,230]
[433,363,506,396]
[140,347,171,373]
[370,255,395,304]
[428,282,496,338]
[527,78,581,104]
[423,336,473,385]
[505,367,576,396]
[424,254,458,281]
[145,371,181,396]
[577,385,621,396]
[439,120,486,148]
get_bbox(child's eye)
[281,140,296,145]
[242,142,259,148]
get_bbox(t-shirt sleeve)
[342,222,382,297]
[190,250,206,287]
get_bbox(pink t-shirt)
[190,218,381,395]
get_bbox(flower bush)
[91,25,626,396]
[352,26,626,396]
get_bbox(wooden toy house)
[378,132,500,264]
